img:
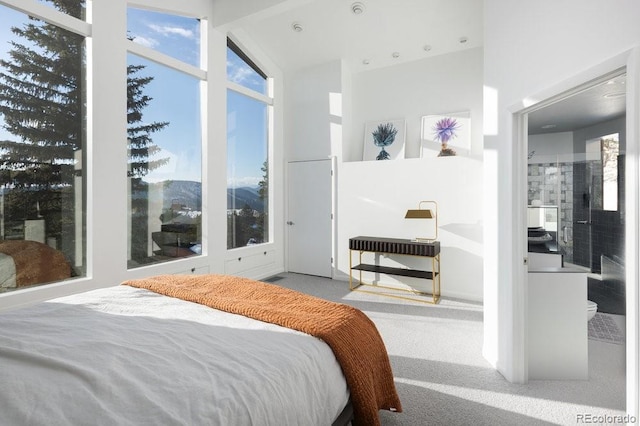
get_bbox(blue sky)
[128,7,269,188]
[225,45,269,189]
[127,7,202,183]
[0,4,268,188]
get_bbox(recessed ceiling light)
[351,2,365,14]
[459,36,468,44]
[291,22,303,32]
[362,59,370,65]
[423,45,432,52]
[541,124,556,129]
[392,51,400,58]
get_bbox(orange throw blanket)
[123,274,402,426]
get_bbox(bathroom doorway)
[514,52,640,414]
[521,68,628,405]
[526,70,627,320]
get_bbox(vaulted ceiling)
[214,0,626,134]
[215,0,484,73]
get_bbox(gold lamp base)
[405,201,438,241]
[412,237,436,243]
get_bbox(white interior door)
[287,159,332,277]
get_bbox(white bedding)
[0,285,349,425]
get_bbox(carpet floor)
[270,272,627,426]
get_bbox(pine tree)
[257,160,268,243]
[239,203,256,245]
[0,2,85,259]
[127,64,169,178]
[0,1,168,265]
[127,63,169,262]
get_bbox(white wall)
[337,157,483,301]
[484,0,640,412]
[335,48,484,301]
[285,60,344,161]
[348,48,484,161]
[528,132,573,163]
[282,48,483,300]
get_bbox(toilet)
[587,300,598,321]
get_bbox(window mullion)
[227,81,273,106]
[126,40,206,81]
[0,0,90,37]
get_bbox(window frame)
[124,5,208,267]
[0,1,282,309]
[226,37,274,250]
[0,0,90,290]
[1,0,90,35]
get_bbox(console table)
[349,236,441,304]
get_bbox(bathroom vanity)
[527,266,588,380]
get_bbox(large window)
[126,8,203,268]
[0,1,213,299]
[227,40,271,249]
[0,1,87,293]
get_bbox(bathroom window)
[601,134,619,211]
[587,133,619,211]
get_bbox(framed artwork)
[363,119,406,161]
[420,111,471,157]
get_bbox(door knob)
[286,221,295,225]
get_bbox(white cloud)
[227,61,264,88]
[228,65,253,84]
[148,23,195,40]
[131,35,158,49]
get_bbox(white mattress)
[0,285,349,425]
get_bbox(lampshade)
[405,201,438,241]
[405,209,433,219]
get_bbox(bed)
[0,274,401,425]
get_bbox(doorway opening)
[523,68,627,387]
[526,71,627,320]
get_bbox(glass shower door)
[573,134,620,273]
[572,160,595,270]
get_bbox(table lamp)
[405,200,438,242]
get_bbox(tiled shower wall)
[529,157,625,270]
[528,161,574,261]
[573,158,625,273]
